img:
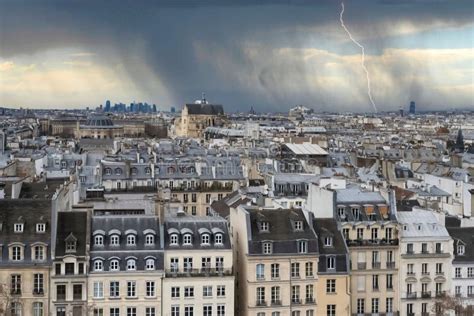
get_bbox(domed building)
[75,115,124,139]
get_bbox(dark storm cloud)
[0,0,472,111]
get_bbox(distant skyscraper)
[105,100,111,112]
[170,106,176,113]
[399,106,404,117]
[409,101,416,114]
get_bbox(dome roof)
[85,116,114,127]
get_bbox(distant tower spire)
[201,92,207,104]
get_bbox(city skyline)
[0,0,473,112]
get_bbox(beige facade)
[0,267,50,316]
[162,249,234,316]
[341,221,400,315]
[175,103,224,138]
[316,275,351,316]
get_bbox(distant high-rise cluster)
[102,100,157,113]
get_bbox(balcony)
[165,268,233,278]
[357,262,367,270]
[455,293,462,298]
[421,271,430,276]
[256,300,267,307]
[372,262,381,269]
[10,289,21,296]
[421,291,431,298]
[57,294,66,301]
[271,300,282,306]
[407,271,415,276]
[386,262,396,269]
[305,297,316,304]
[435,271,445,276]
[406,292,417,299]
[346,239,399,247]
[292,298,302,305]
[468,293,474,298]
[436,291,446,298]
[33,289,44,296]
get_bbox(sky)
[0,0,473,112]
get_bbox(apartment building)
[51,211,89,316]
[312,218,351,316]
[398,208,453,316]
[0,200,52,316]
[230,206,319,316]
[88,215,164,316]
[447,225,474,314]
[307,181,400,315]
[162,212,234,316]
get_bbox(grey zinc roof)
[55,211,88,257]
[397,209,450,238]
[447,226,474,263]
[336,187,386,204]
[185,103,224,115]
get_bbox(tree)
[0,283,12,316]
[433,292,473,316]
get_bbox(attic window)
[458,245,465,255]
[66,240,76,253]
[260,222,269,232]
[417,224,422,231]
[36,223,46,233]
[294,221,303,231]
[324,237,333,247]
[14,223,24,233]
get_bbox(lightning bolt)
[339,2,378,112]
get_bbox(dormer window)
[127,235,136,246]
[94,260,103,271]
[110,235,120,246]
[146,259,155,270]
[14,223,24,233]
[36,223,46,233]
[145,235,155,246]
[94,235,104,246]
[298,240,308,253]
[201,234,210,245]
[127,259,136,271]
[260,222,269,232]
[11,246,22,261]
[145,167,151,175]
[170,234,179,246]
[324,237,333,247]
[327,256,336,270]
[215,233,223,245]
[294,221,303,231]
[130,167,138,176]
[65,233,77,253]
[458,245,465,255]
[263,242,273,254]
[104,168,112,176]
[115,168,122,175]
[110,259,120,271]
[33,245,45,261]
[183,234,192,245]
[351,207,360,220]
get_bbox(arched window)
[256,263,265,280]
[110,259,120,271]
[127,259,136,271]
[104,168,112,176]
[146,259,155,270]
[183,234,192,245]
[115,168,122,175]
[215,233,223,245]
[94,260,103,271]
[145,167,151,175]
[94,235,104,246]
[127,235,136,246]
[170,234,178,246]
[201,234,210,245]
[110,235,120,246]
[145,235,154,246]
[130,167,138,175]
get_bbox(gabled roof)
[185,103,224,115]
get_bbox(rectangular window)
[93,282,103,299]
[171,287,180,298]
[127,307,137,316]
[291,262,300,278]
[127,281,136,298]
[436,263,443,274]
[327,305,336,316]
[468,267,474,277]
[65,263,75,275]
[422,263,428,274]
[146,281,155,297]
[271,286,280,304]
[93,309,103,316]
[203,286,212,297]
[56,284,66,301]
[203,306,212,316]
[386,298,393,312]
[326,279,336,293]
[110,308,120,316]
[110,281,120,297]
[10,274,21,294]
[146,307,155,316]
[291,285,300,303]
[271,263,280,279]
[372,275,379,290]
[217,285,226,297]
[357,299,365,313]
[371,298,379,313]
[386,274,393,289]
[184,286,194,298]
[217,305,225,316]
[73,284,82,300]
[171,306,180,316]
[305,262,313,277]
[257,287,265,304]
[456,267,462,278]
[184,306,194,316]
[33,302,43,316]
[33,273,44,294]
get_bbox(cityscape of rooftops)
[0,1,473,316]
